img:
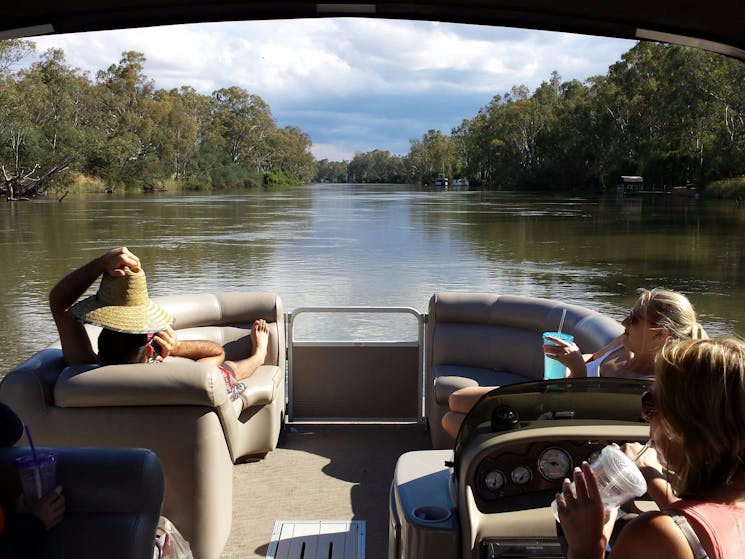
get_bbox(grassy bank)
[704,176,745,200]
[64,177,216,195]
[64,170,303,195]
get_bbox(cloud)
[31,18,635,160]
[311,143,355,161]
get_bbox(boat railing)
[286,306,426,424]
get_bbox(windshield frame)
[453,377,652,469]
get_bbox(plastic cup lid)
[597,445,647,495]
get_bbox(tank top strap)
[663,511,709,559]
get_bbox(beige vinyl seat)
[0,292,286,559]
[0,446,164,559]
[425,292,623,448]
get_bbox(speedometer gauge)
[537,448,572,480]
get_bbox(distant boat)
[617,175,671,195]
[618,175,644,194]
[433,174,449,188]
[452,178,469,188]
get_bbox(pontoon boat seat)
[425,292,623,448]
[0,292,286,559]
[0,446,163,559]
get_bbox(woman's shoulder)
[610,511,696,558]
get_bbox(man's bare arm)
[151,328,225,365]
[172,340,225,365]
[50,247,141,365]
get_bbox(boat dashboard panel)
[471,435,647,513]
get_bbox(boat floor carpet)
[222,423,432,558]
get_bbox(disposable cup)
[16,452,57,505]
[551,445,647,522]
[542,332,574,380]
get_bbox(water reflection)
[1,184,743,373]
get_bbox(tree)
[207,87,275,171]
[91,51,160,187]
[266,126,315,184]
[0,39,35,76]
[152,88,199,181]
[315,159,349,183]
[0,48,91,198]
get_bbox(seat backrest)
[0,446,163,559]
[155,291,285,369]
[426,292,622,380]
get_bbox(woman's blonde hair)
[638,288,707,340]
[655,337,745,497]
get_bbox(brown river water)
[2,183,744,374]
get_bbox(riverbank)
[55,174,745,199]
[704,176,745,200]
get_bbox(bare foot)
[251,319,269,362]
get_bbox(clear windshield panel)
[453,378,651,464]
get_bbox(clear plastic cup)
[542,332,574,380]
[16,452,56,505]
[551,445,647,522]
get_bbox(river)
[2,183,744,374]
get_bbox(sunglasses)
[641,390,656,422]
[626,308,649,325]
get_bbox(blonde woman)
[557,337,745,558]
[442,288,707,440]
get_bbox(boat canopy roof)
[621,176,644,183]
[2,1,744,61]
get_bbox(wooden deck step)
[266,520,365,558]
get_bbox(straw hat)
[70,267,174,334]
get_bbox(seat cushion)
[433,365,534,404]
[237,365,281,409]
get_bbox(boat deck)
[223,424,432,558]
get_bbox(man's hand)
[151,327,179,360]
[99,246,141,276]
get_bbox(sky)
[29,18,636,161]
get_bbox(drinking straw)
[633,439,653,462]
[557,308,567,334]
[24,424,38,462]
[24,425,43,500]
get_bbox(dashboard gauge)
[510,466,532,485]
[484,470,506,491]
[537,448,572,480]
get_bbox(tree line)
[3,39,745,198]
[319,42,745,192]
[0,40,315,199]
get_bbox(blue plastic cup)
[542,332,574,380]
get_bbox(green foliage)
[315,159,348,182]
[346,150,406,183]
[4,39,745,198]
[0,45,316,198]
[378,42,745,192]
[263,169,301,186]
[704,177,745,199]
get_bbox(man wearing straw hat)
[49,246,269,400]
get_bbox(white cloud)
[31,18,635,159]
[311,143,355,161]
